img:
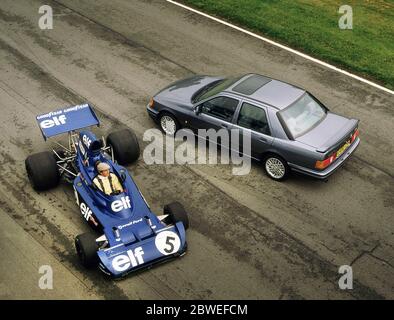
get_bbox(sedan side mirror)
[194,105,201,115]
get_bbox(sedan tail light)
[315,153,336,170]
[351,128,359,142]
[315,128,359,170]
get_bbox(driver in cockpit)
[93,162,123,195]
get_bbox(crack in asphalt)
[353,155,394,179]
[351,242,394,270]
[369,254,394,270]
[350,243,380,266]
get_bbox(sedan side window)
[200,96,239,122]
[237,102,271,135]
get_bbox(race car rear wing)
[36,104,100,140]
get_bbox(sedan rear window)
[279,93,326,138]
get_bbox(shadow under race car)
[25,104,189,278]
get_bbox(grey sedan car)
[146,74,360,181]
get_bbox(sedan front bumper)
[146,104,159,121]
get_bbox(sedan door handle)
[220,123,229,128]
[258,137,268,142]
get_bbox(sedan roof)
[226,74,305,109]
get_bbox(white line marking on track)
[167,0,394,95]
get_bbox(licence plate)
[336,141,351,158]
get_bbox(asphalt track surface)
[0,0,393,299]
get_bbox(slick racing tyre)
[25,151,60,191]
[164,202,189,230]
[107,128,140,165]
[75,233,99,268]
[263,154,289,181]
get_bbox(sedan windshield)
[193,77,241,103]
[279,93,326,138]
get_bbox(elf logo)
[112,247,144,272]
[40,115,67,129]
[111,196,131,212]
[82,135,92,148]
[80,202,92,221]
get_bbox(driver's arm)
[93,177,103,192]
[111,173,123,192]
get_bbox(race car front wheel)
[164,202,189,230]
[75,233,99,268]
[25,151,60,191]
[107,128,140,165]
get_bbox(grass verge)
[179,0,394,90]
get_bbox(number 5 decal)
[155,231,181,255]
[164,236,176,253]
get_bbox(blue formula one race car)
[25,104,189,278]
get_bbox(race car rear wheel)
[75,233,98,268]
[25,151,60,191]
[107,128,140,165]
[164,202,189,230]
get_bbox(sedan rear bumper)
[289,137,360,180]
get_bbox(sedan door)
[193,96,239,130]
[233,102,274,160]
[191,95,239,147]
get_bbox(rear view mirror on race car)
[119,170,127,182]
[25,104,189,278]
